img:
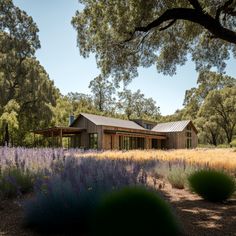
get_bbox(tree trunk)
[4,122,9,146]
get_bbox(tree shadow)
[161,189,236,236]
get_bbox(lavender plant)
[23,156,150,234]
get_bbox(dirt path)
[0,185,235,236]
[158,180,236,236]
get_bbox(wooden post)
[60,128,63,148]
[51,131,54,147]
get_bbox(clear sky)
[13,0,236,115]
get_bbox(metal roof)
[152,120,191,133]
[80,113,146,130]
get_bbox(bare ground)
[0,183,235,236]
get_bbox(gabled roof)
[79,113,146,130]
[152,120,195,133]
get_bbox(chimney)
[69,115,75,126]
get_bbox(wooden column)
[51,131,54,147]
[59,128,63,148]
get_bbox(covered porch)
[33,127,85,148]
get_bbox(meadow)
[0,147,235,236]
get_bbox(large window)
[119,136,145,150]
[89,133,98,149]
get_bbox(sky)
[13,0,236,115]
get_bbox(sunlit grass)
[76,148,236,171]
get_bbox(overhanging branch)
[129,8,236,44]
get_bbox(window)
[119,136,145,150]
[144,123,152,130]
[89,133,98,149]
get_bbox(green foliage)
[188,169,235,202]
[0,0,59,146]
[72,1,236,83]
[118,89,160,120]
[91,187,181,236]
[230,139,236,147]
[199,87,236,144]
[217,144,231,148]
[89,75,116,113]
[0,168,34,199]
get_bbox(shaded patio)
[32,127,85,147]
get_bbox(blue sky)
[13,0,236,115]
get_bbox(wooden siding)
[165,123,198,149]
[71,115,198,150]
[71,115,103,149]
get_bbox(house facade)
[68,113,198,150]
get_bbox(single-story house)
[33,113,198,150]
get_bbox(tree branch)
[131,8,236,44]
[159,19,177,31]
[187,0,203,11]
[215,0,234,21]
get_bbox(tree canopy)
[72,0,236,83]
[0,0,59,146]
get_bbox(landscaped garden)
[0,147,235,236]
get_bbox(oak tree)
[72,0,236,83]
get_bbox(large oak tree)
[72,0,236,83]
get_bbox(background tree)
[118,89,160,120]
[0,0,59,146]
[183,71,236,119]
[89,75,116,113]
[67,92,96,114]
[199,87,236,144]
[72,0,236,83]
[195,117,224,146]
[0,100,20,146]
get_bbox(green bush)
[0,168,34,199]
[188,169,235,202]
[90,187,182,236]
[230,139,236,147]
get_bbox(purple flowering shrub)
[24,157,150,234]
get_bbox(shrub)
[23,177,101,234]
[188,169,235,202]
[0,168,34,199]
[23,157,149,234]
[167,168,187,189]
[230,139,236,147]
[90,187,181,236]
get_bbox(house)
[33,113,198,149]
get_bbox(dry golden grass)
[78,148,236,171]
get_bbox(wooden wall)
[71,115,103,149]
[165,125,198,149]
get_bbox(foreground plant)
[90,187,182,236]
[23,157,148,234]
[0,168,35,199]
[188,169,235,202]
